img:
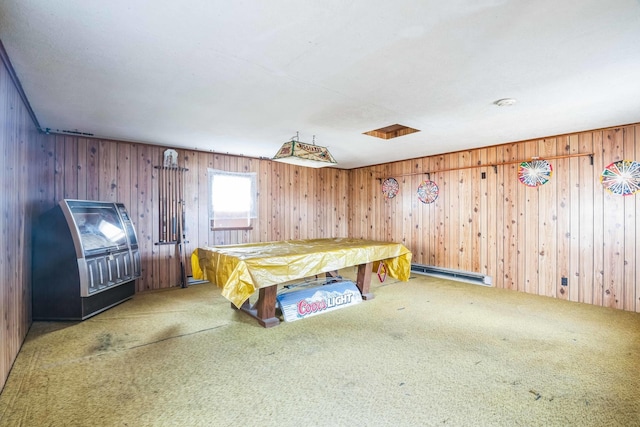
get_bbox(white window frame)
[208,168,257,230]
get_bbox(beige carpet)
[1,271,639,427]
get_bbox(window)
[208,169,257,230]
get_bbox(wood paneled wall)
[0,56,42,390]
[35,138,350,292]
[349,125,640,313]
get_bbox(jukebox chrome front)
[32,200,141,320]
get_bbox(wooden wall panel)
[53,135,64,200]
[181,149,199,276]
[0,69,7,389]
[602,129,625,309]
[485,147,498,285]
[1,57,41,391]
[77,138,88,198]
[472,149,486,275]
[623,127,636,311]
[411,160,425,262]
[555,135,570,300]
[458,151,473,272]
[271,160,283,241]
[494,149,505,289]
[538,138,558,298]
[135,145,155,291]
[522,141,538,294]
[502,144,518,291]
[636,126,640,313]
[592,130,606,307]
[349,123,640,313]
[515,146,526,294]
[197,151,212,246]
[578,132,595,305]
[568,134,581,302]
[435,157,447,267]
[24,137,350,296]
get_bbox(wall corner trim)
[0,38,41,130]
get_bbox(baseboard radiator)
[411,264,493,287]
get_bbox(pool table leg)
[356,262,375,300]
[233,285,280,328]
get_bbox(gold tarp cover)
[193,238,412,307]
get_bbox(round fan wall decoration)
[417,180,439,204]
[381,178,399,199]
[518,159,553,187]
[600,160,640,196]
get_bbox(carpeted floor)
[1,271,639,427]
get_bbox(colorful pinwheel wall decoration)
[518,159,553,187]
[601,160,640,196]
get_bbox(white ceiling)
[2,0,640,169]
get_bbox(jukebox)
[32,199,141,320]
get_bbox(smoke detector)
[494,98,517,107]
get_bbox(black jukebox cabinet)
[32,200,141,320]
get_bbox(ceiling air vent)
[363,124,420,140]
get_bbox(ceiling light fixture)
[494,98,517,107]
[272,133,337,168]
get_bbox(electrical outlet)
[561,277,568,286]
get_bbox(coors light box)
[276,280,362,322]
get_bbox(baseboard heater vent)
[411,264,492,287]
